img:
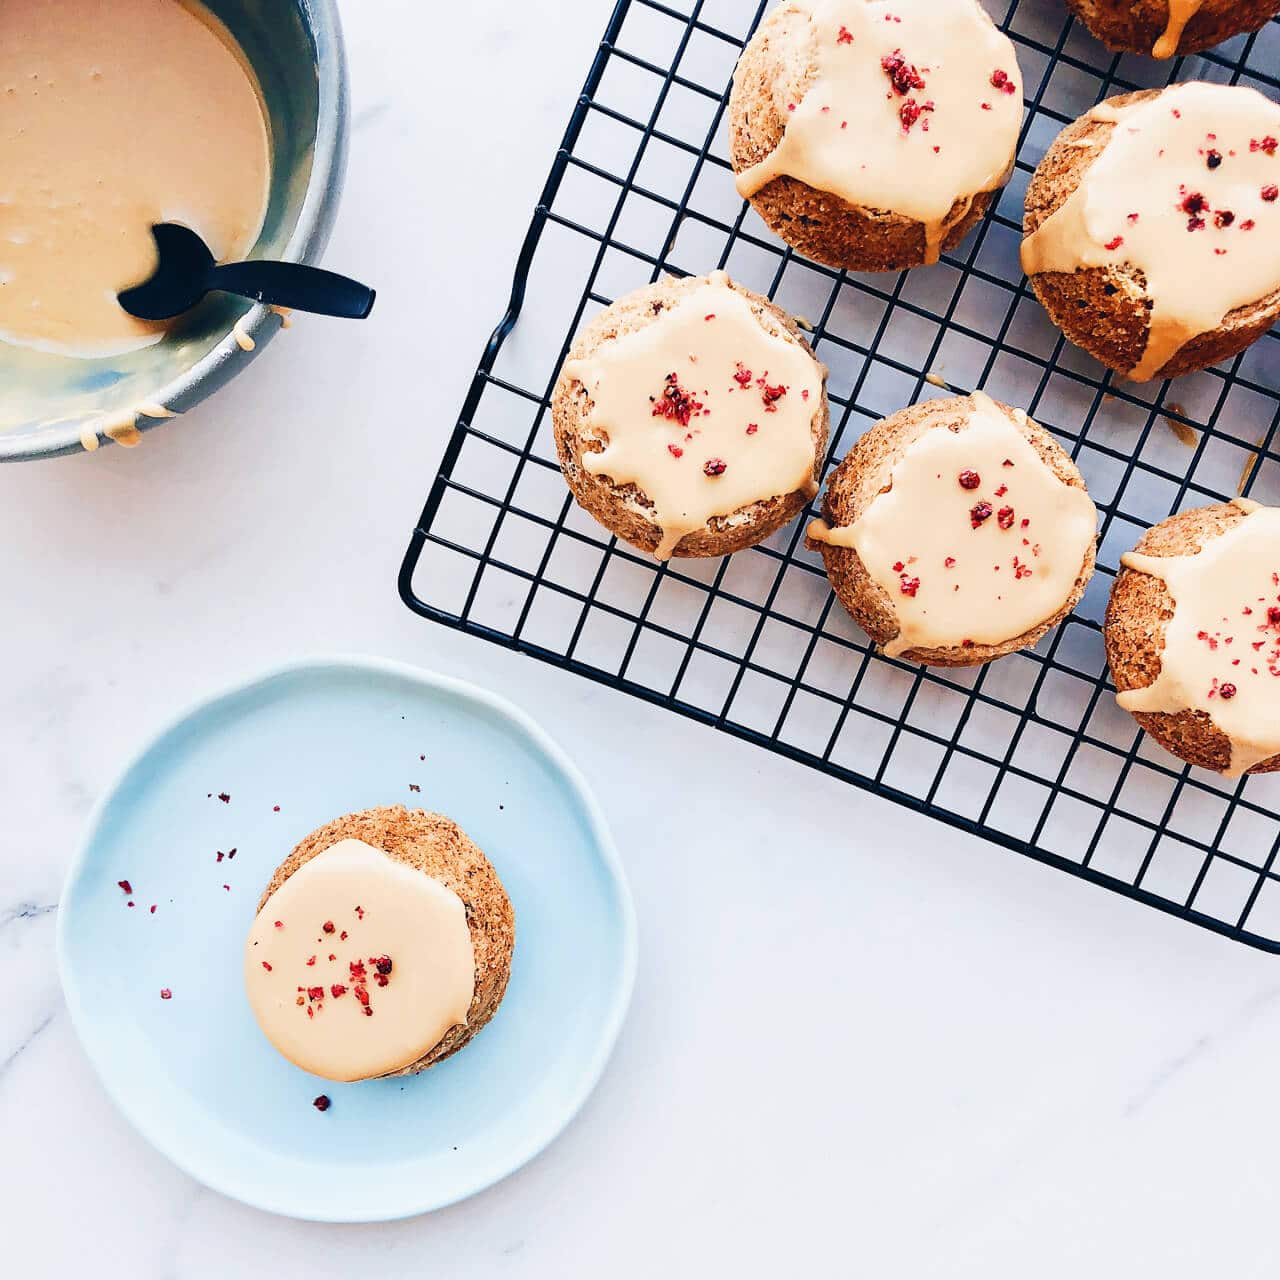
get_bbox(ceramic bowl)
[0,0,349,461]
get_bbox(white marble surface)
[5,1,1280,1275]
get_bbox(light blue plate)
[57,657,637,1222]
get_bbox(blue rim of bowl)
[56,655,639,1221]
[3,0,351,462]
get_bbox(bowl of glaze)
[0,0,349,461]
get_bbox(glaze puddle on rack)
[400,0,1280,951]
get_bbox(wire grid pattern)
[402,0,1280,950]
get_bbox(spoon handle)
[208,261,376,319]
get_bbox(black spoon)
[118,222,376,322]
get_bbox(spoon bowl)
[118,224,217,321]
[119,222,375,324]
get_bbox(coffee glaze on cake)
[245,838,476,1083]
[1065,0,1280,59]
[807,393,1098,666]
[1022,82,1280,382]
[557,272,827,560]
[1107,501,1280,777]
[730,0,1023,269]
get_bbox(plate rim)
[56,654,638,1222]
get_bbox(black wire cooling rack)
[401,0,1280,951]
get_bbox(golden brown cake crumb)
[1066,0,1280,58]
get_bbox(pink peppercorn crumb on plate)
[57,657,635,1221]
